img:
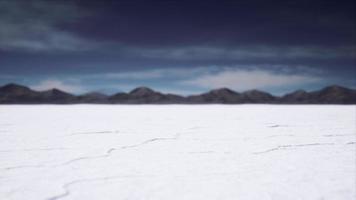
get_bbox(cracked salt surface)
[0,105,355,200]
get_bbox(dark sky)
[0,0,355,95]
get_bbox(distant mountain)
[241,89,276,103]
[280,85,356,104]
[186,88,243,103]
[0,83,355,104]
[0,83,75,104]
[0,83,40,103]
[109,87,185,104]
[127,87,166,103]
[311,85,356,104]
[186,88,277,104]
[39,89,76,104]
[77,92,108,103]
[280,89,309,103]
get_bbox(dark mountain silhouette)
[77,92,108,103]
[0,83,355,104]
[109,87,184,104]
[0,83,75,104]
[186,88,279,104]
[241,89,276,103]
[280,89,309,103]
[186,88,244,103]
[311,85,356,104]
[39,89,76,103]
[127,87,165,103]
[0,83,40,103]
[280,85,356,104]
[0,83,33,95]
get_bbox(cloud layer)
[3,65,352,95]
[30,66,322,94]
[0,0,92,52]
[181,69,321,91]
[31,79,85,94]
[128,45,356,60]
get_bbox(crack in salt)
[57,150,115,166]
[120,137,174,149]
[268,125,289,128]
[1,135,180,170]
[3,130,188,171]
[253,143,335,154]
[46,175,154,200]
[56,132,182,167]
[323,134,354,137]
[3,164,44,170]
[68,130,120,136]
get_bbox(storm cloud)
[0,0,355,94]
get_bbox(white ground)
[0,105,355,200]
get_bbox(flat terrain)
[0,105,355,200]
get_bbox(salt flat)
[0,105,355,200]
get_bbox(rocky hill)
[1,83,355,104]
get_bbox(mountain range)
[0,83,356,104]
